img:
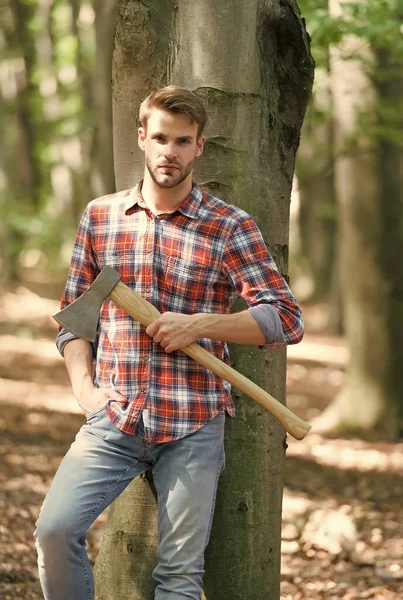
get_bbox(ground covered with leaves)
[0,285,402,599]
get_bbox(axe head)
[53,266,122,342]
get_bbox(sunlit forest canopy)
[0,0,402,285]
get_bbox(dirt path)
[0,286,402,599]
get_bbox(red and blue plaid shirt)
[57,182,303,443]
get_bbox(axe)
[53,266,311,440]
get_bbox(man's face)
[138,108,205,189]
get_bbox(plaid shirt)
[57,182,303,443]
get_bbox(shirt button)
[140,387,147,394]
[142,355,148,363]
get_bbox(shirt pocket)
[98,248,140,281]
[164,256,209,302]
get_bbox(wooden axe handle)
[109,281,311,440]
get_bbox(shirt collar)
[124,180,203,219]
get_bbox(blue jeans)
[34,409,225,600]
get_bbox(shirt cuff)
[56,327,98,358]
[248,304,285,348]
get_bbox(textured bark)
[313,0,401,437]
[94,1,313,598]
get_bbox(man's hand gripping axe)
[53,266,311,440]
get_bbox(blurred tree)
[295,0,340,317]
[68,0,94,220]
[311,0,403,438]
[0,0,119,280]
[296,0,403,339]
[9,0,43,208]
[93,1,313,600]
[90,0,118,197]
[0,0,94,279]
[0,0,46,280]
[296,66,338,305]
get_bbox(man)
[35,86,304,600]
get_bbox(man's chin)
[155,178,179,189]
[153,173,185,189]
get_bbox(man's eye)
[179,139,190,144]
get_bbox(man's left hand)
[146,312,199,353]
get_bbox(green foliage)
[0,0,96,279]
[295,0,402,303]
[343,1,403,58]
[56,35,79,64]
[300,0,403,58]
[298,0,403,145]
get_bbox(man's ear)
[195,135,206,158]
[138,127,146,151]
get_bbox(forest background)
[0,1,402,599]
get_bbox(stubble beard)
[146,157,195,189]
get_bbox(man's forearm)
[147,306,284,352]
[192,310,265,345]
[63,338,94,400]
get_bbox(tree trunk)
[2,0,43,281]
[69,0,96,218]
[296,63,337,304]
[375,47,403,437]
[313,0,401,438]
[9,0,42,209]
[90,0,118,197]
[94,1,313,599]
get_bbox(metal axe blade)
[53,266,121,342]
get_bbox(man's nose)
[163,144,177,160]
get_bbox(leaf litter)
[0,287,402,599]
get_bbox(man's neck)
[141,172,193,215]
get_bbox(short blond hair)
[139,86,208,139]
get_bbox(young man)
[35,86,304,600]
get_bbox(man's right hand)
[63,338,124,416]
[77,378,123,416]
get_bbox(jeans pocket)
[85,403,107,420]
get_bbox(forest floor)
[0,280,402,600]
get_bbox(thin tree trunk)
[375,47,403,437]
[69,0,95,217]
[296,64,337,304]
[9,0,42,208]
[2,0,42,280]
[90,0,118,197]
[95,1,313,599]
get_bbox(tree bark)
[94,1,313,599]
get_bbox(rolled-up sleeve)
[249,304,285,346]
[222,217,304,349]
[56,206,100,355]
[56,327,98,357]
